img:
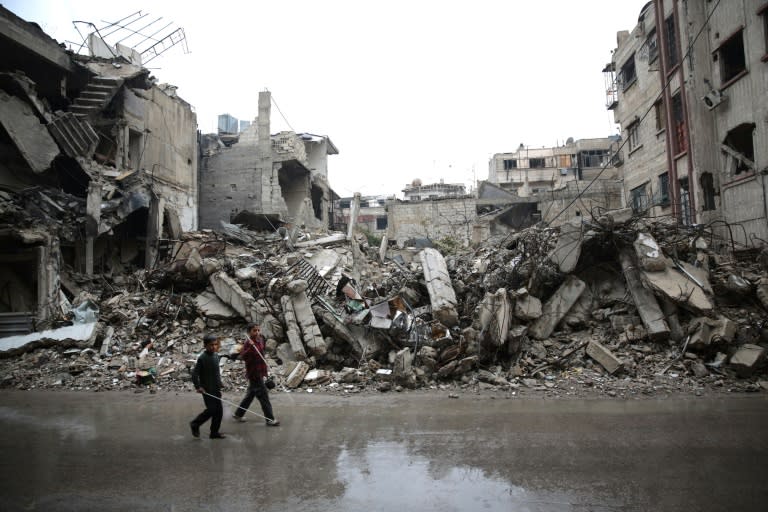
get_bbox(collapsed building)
[0,6,197,331]
[198,90,338,233]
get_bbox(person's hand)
[196,387,204,394]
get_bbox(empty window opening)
[716,30,746,85]
[631,183,649,213]
[376,216,388,230]
[311,184,323,221]
[128,129,143,170]
[658,172,670,205]
[620,54,637,90]
[722,122,756,175]
[665,15,679,68]
[700,172,716,211]
[503,159,517,170]
[647,28,659,63]
[627,121,640,152]
[529,158,546,169]
[654,101,666,132]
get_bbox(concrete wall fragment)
[528,276,586,340]
[419,248,458,327]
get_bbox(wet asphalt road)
[0,390,767,511]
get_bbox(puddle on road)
[0,405,97,442]
[331,441,615,512]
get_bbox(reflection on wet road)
[1,391,767,511]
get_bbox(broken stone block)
[475,288,510,347]
[284,361,310,388]
[393,348,415,387]
[586,340,622,374]
[690,361,709,378]
[688,316,737,350]
[289,290,326,358]
[725,275,751,295]
[419,248,459,327]
[549,220,582,273]
[477,369,509,386]
[729,344,766,377]
[514,289,542,321]
[304,369,332,385]
[634,233,666,272]
[529,276,586,340]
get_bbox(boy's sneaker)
[190,422,200,438]
[209,432,226,439]
[265,419,281,427]
[232,414,246,423]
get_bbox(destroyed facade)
[1,6,197,330]
[605,0,768,244]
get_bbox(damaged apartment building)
[0,7,197,329]
[198,91,338,233]
[605,0,768,246]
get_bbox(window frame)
[620,53,638,91]
[626,120,641,153]
[714,27,748,88]
[665,14,679,70]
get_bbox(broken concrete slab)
[307,248,341,277]
[419,248,459,327]
[194,291,238,320]
[642,259,713,314]
[529,276,586,340]
[0,90,59,173]
[549,220,582,273]
[586,340,622,374]
[294,233,347,248]
[290,288,327,358]
[280,295,308,361]
[729,344,766,377]
[0,322,98,356]
[619,249,671,342]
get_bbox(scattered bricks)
[729,344,766,377]
[529,276,586,340]
[586,340,623,374]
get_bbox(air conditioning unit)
[702,89,726,110]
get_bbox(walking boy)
[190,333,226,439]
[233,323,280,426]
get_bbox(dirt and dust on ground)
[1,206,767,400]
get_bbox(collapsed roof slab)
[0,90,59,174]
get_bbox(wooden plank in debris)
[619,249,670,342]
[586,340,622,374]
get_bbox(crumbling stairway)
[69,76,124,118]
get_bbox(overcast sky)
[6,0,648,198]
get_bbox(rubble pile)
[2,209,767,398]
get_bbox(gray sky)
[6,0,648,198]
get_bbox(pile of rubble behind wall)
[1,211,767,397]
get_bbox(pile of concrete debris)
[1,209,767,397]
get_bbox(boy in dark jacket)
[190,334,226,439]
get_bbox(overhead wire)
[545,0,723,227]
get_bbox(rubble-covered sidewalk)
[1,209,767,398]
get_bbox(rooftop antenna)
[71,10,189,66]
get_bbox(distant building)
[401,180,466,201]
[488,138,618,196]
[239,119,251,132]
[218,113,238,134]
[333,195,393,234]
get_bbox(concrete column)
[347,192,361,240]
[256,91,276,214]
[85,182,102,276]
[145,193,165,270]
